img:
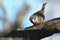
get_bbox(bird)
[29,3,47,26]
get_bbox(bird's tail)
[41,3,47,11]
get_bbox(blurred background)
[0,0,60,40]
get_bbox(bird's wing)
[44,17,60,30]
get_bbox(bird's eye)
[33,18,36,20]
[32,17,37,22]
[32,18,35,21]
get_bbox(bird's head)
[30,14,44,25]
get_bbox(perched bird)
[29,3,47,26]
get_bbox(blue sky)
[1,0,44,28]
[0,0,44,30]
[0,0,60,40]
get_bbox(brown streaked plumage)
[43,17,60,30]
